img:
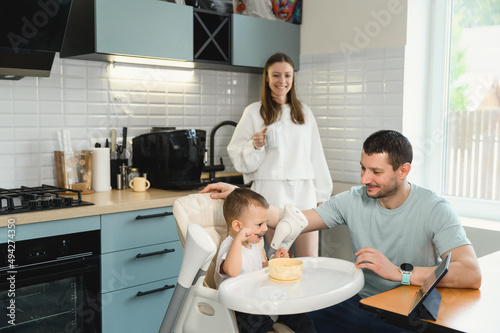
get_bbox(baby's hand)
[235,227,254,242]
[274,247,290,258]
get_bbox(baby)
[215,188,316,333]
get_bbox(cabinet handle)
[136,248,175,258]
[136,284,175,297]
[135,211,173,220]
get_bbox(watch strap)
[401,272,411,285]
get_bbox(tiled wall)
[0,47,404,188]
[298,47,404,183]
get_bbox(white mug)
[129,177,150,192]
[266,127,280,149]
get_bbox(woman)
[227,53,333,257]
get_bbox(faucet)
[203,120,237,182]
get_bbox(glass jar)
[127,167,140,183]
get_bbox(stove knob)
[29,200,38,210]
[53,197,63,207]
[64,197,74,206]
[41,199,51,208]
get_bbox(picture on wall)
[235,0,302,24]
[176,0,302,24]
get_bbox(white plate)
[218,257,364,315]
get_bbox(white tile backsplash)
[296,46,404,184]
[1,47,404,188]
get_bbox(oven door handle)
[136,284,175,297]
[136,248,175,258]
[135,212,173,220]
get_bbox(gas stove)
[0,185,94,215]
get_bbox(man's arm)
[200,183,330,232]
[355,244,482,289]
[415,245,481,289]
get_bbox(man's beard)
[365,177,399,199]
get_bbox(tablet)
[408,252,452,318]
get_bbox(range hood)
[0,0,72,80]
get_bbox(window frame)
[403,0,500,222]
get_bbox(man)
[201,130,481,332]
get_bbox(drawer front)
[101,241,182,293]
[0,215,100,243]
[102,277,177,333]
[101,207,177,253]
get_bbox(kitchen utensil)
[121,127,128,159]
[120,163,128,189]
[127,167,140,183]
[268,258,303,282]
[110,158,127,189]
[116,174,123,190]
[129,177,150,192]
[110,129,117,160]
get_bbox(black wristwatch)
[399,263,414,285]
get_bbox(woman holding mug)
[227,53,332,257]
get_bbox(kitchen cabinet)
[232,14,300,70]
[61,0,193,63]
[61,0,300,73]
[101,207,182,333]
[193,8,231,65]
[192,11,300,72]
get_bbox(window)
[403,0,500,221]
[444,0,500,201]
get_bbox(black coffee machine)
[132,129,206,189]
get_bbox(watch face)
[401,263,414,272]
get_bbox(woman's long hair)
[260,53,304,126]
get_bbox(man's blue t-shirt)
[314,184,470,298]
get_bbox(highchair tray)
[218,257,364,315]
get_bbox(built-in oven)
[0,230,101,332]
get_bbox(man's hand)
[355,247,399,282]
[199,182,238,199]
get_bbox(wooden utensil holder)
[54,150,94,194]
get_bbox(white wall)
[301,0,408,54]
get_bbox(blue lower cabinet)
[101,241,182,293]
[101,277,177,333]
[100,206,183,332]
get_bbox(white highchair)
[158,223,238,332]
[158,193,308,333]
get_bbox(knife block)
[54,151,95,194]
[110,158,128,189]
